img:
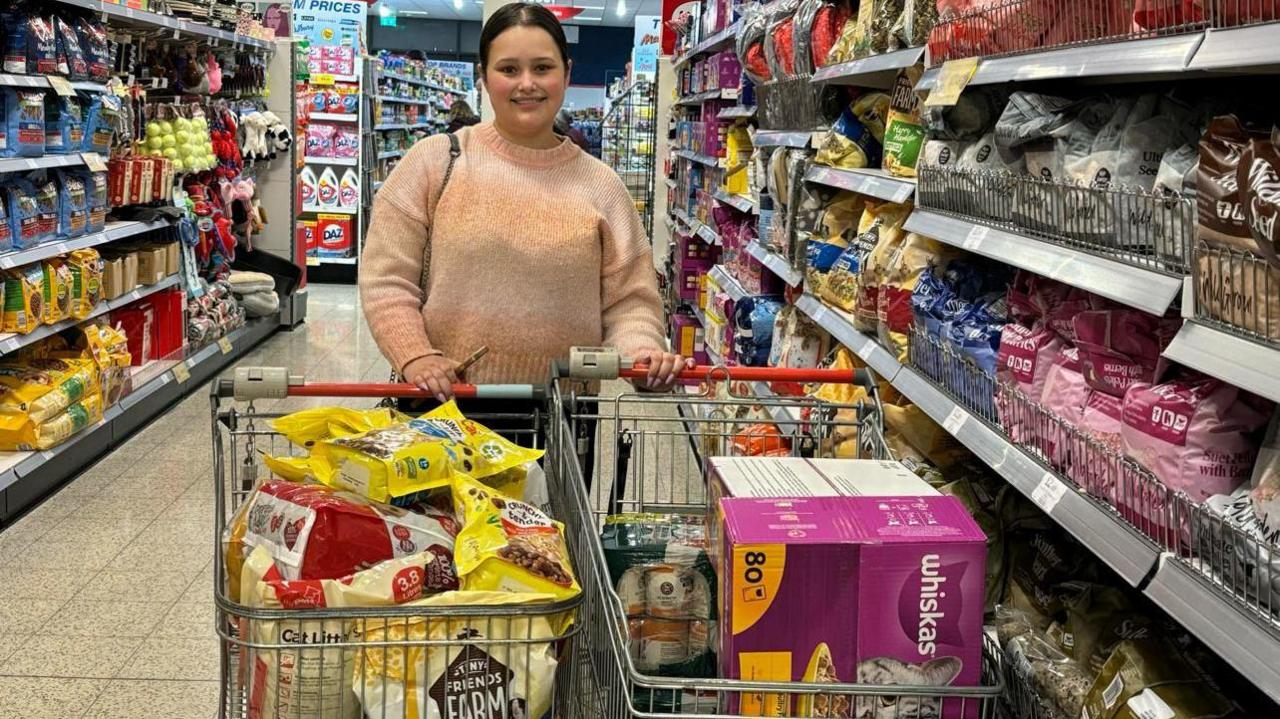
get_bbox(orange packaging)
[731,423,790,456]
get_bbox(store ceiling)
[371,0,665,27]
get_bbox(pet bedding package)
[717,495,986,717]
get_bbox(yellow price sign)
[306,256,320,267]
[172,362,191,384]
[81,153,108,173]
[218,337,233,355]
[311,73,336,86]
[47,76,75,97]
[924,57,980,107]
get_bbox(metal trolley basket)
[211,372,588,719]
[541,353,1006,719]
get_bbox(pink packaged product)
[1038,345,1090,470]
[1073,309,1180,398]
[995,321,1063,444]
[1121,374,1273,504]
[332,127,360,158]
[304,124,335,158]
[717,495,987,717]
[1076,390,1125,500]
[712,51,742,90]
[679,258,713,301]
[1007,270,1071,325]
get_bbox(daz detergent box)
[718,495,986,717]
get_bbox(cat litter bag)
[3,89,45,158]
[733,296,785,367]
[82,93,120,154]
[44,95,84,155]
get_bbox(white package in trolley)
[353,591,563,719]
[240,545,439,719]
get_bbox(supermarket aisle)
[0,284,390,719]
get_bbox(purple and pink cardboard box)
[717,494,986,716]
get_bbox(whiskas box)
[315,214,351,256]
[718,495,986,717]
[708,457,940,509]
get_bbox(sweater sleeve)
[357,138,449,373]
[598,179,668,358]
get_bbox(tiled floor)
[0,284,392,718]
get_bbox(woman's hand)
[633,350,696,392]
[403,354,463,402]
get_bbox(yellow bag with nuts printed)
[452,474,580,600]
[305,400,543,505]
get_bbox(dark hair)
[479,2,570,70]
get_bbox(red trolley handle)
[285,382,543,400]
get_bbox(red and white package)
[229,479,459,597]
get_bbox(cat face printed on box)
[717,495,986,718]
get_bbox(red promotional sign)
[546,5,585,20]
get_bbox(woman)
[360,2,686,404]
[445,99,480,133]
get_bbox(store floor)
[0,283,393,718]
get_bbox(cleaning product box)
[718,495,986,717]
[316,214,352,256]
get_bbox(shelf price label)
[963,224,989,250]
[925,57,979,107]
[81,153,108,173]
[306,256,320,267]
[1032,472,1069,513]
[172,362,191,384]
[48,77,75,97]
[218,337,234,355]
[311,73,336,86]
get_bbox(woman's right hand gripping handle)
[403,354,462,402]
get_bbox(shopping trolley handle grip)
[557,348,875,387]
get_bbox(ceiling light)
[616,1,626,17]
[454,0,463,8]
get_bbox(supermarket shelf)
[0,219,173,270]
[300,206,358,216]
[313,255,358,266]
[674,21,742,68]
[696,224,720,246]
[805,166,916,203]
[705,340,725,367]
[753,131,812,149]
[708,265,747,302]
[1192,24,1280,71]
[676,87,740,105]
[0,154,88,174]
[303,156,358,166]
[379,70,467,95]
[310,113,357,123]
[1163,322,1280,404]
[793,294,902,381]
[315,73,360,84]
[0,74,108,93]
[692,306,707,328]
[0,275,180,355]
[744,240,803,288]
[0,314,279,512]
[812,46,926,89]
[1144,555,1280,705]
[671,207,696,230]
[374,122,438,131]
[892,367,1161,586]
[377,149,407,160]
[674,149,721,167]
[714,190,757,214]
[902,210,1183,316]
[376,95,434,106]
[718,106,757,120]
[916,33,1203,90]
[52,0,274,51]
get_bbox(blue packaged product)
[31,178,58,243]
[806,239,845,274]
[4,180,41,250]
[44,95,84,155]
[4,89,45,157]
[82,93,120,154]
[77,170,107,233]
[55,171,88,239]
[2,7,25,74]
[732,296,785,367]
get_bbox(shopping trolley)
[211,372,582,719]
[543,349,1007,719]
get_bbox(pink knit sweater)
[359,122,667,385]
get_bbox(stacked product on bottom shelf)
[222,402,579,718]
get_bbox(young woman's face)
[484,26,570,139]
